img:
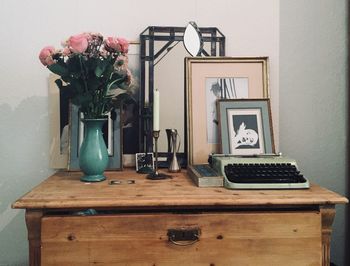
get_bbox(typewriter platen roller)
[210,154,310,189]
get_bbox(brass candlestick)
[147,130,171,180]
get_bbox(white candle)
[153,89,160,131]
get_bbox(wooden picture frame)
[185,57,269,165]
[48,74,69,169]
[217,99,275,155]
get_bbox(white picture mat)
[227,108,264,155]
[205,77,248,144]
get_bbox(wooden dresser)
[12,170,348,266]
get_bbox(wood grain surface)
[41,211,321,266]
[12,170,348,210]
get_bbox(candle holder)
[137,106,153,174]
[147,130,171,180]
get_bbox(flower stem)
[79,55,89,94]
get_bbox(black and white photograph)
[135,152,154,172]
[205,77,248,144]
[227,109,264,154]
[217,99,275,156]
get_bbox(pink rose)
[105,37,121,52]
[67,33,88,53]
[39,46,55,66]
[100,49,108,58]
[117,38,129,53]
[62,47,71,56]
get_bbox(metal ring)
[109,180,121,185]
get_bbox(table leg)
[25,210,43,266]
[320,205,336,266]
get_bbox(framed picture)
[217,99,275,155]
[185,57,269,165]
[68,104,122,171]
[122,42,140,167]
[135,152,154,172]
[48,74,69,169]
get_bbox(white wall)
[0,0,346,265]
[280,1,348,265]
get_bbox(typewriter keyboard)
[224,163,308,184]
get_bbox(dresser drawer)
[41,211,321,265]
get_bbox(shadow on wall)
[0,96,53,265]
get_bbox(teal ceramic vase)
[79,118,108,182]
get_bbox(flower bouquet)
[39,32,132,118]
[39,32,133,182]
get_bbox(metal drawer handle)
[167,228,200,246]
[168,236,199,246]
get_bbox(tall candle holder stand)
[137,107,153,174]
[147,130,171,180]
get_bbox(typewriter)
[210,154,310,189]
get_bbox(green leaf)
[48,63,68,76]
[54,79,63,90]
[95,65,105,77]
[94,59,107,77]
[85,57,98,72]
[71,93,92,107]
[110,71,124,81]
[66,55,82,77]
[61,75,71,83]
[87,77,102,92]
[70,79,84,94]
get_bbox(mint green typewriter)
[210,154,310,189]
